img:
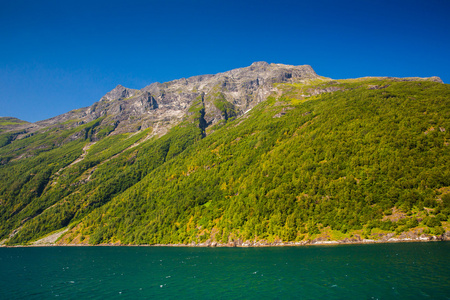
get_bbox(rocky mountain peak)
[101,84,139,102]
[249,61,270,70]
[15,62,323,138]
[136,62,321,134]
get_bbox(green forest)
[0,78,449,245]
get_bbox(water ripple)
[0,243,448,299]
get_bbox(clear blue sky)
[1,0,449,122]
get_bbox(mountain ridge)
[3,62,442,132]
[3,62,321,140]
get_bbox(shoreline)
[2,233,449,248]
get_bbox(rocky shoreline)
[149,231,450,247]
[2,231,449,248]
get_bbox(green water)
[0,242,448,299]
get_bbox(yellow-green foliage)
[78,79,450,245]
[1,78,449,245]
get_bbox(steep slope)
[58,78,448,246]
[0,117,32,147]
[0,64,449,246]
[0,62,320,245]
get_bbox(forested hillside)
[1,76,449,246]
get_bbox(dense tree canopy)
[0,78,449,245]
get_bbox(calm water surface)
[0,242,448,299]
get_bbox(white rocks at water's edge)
[1,232,448,247]
[32,228,70,246]
[102,232,449,248]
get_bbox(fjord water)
[1,243,448,299]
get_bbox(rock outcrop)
[100,85,139,102]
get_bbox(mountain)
[7,62,318,139]
[0,63,449,246]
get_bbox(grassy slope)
[0,117,29,146]
[0,117,28,128]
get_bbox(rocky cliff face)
[132,61,320,135]
[9,62,320,140]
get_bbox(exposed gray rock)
[135,61,319,135]
[31,61,319,137]
[101,84,139,102]
[360,76,443,84]
[307,86,341,96]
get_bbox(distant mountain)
[0,63,448,246]
[0,117,29,131]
